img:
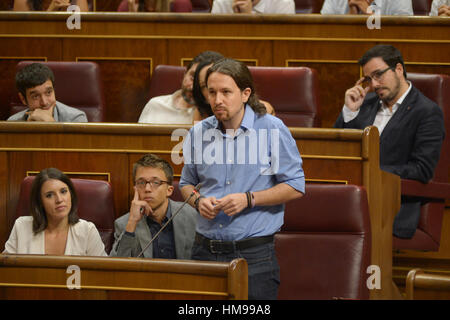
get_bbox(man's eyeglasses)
[362,66,394,85]
[135,179,168,190]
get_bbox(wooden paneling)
[77,57,153,122]
[0,13,448,124]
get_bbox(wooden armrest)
[401,179,450,199]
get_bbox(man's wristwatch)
[194,195,205,211]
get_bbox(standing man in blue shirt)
[179,58,305,300]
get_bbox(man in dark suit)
[334,44,445,238]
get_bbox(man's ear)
[166,185,174,198]
[242,87,251,103]
[395,62,404,77]
[18,92,27,106]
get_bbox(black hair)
[186,51,224,74]
[206,58,266,115]
[15,63,55,99]
[359,44,407,79]
[132,153,174,185]
[30,168,79,234]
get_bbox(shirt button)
[226,181,231,185]
[219,224,223,228]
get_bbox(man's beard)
[376,75,401,105]
[181,88,195,105]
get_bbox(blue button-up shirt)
[180,105,305,241]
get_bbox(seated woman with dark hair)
[13,0,89,11]
[192,58,275,121]
[3,168,106,256]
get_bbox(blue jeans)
[191,240,280,300]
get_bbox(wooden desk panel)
[0,255,248,300]
[0,13,448,125]
[0,122,400,299]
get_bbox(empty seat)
[148,65,186,100]
[412,0,432,15]
[10,61,106,122]
[276,184,371,299]
[248,66,321,127]
[14,176,115,254]
[294,0,324,13]
[191,0,211,12]
[171,0,193,12]
[171,180,184,202]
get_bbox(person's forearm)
[13,0,30,11]
[181,185,198,208]
[253,183,303,207]
[76,0,89,11]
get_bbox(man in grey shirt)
[8,63,87,122]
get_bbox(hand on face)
[26,107,55,122]
[232,0,253,13]
[47,0,71,11]
[128,187,153,224]
[348,0,372,14]
[22,79,57,122]
[344,77,370,112]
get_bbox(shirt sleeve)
[271,122,305,194]
[2,221,18,254]
[342,104,360,123]
[73,111,88,123]
[109,216,142,257]
[211,0,232,13]
[320,0,339,14]
[387,0,413,15]
[429,0,439,16]
[86,222,107,256]
[138,99,155,123]
[179,127,200,189]
[275,0,296,14]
